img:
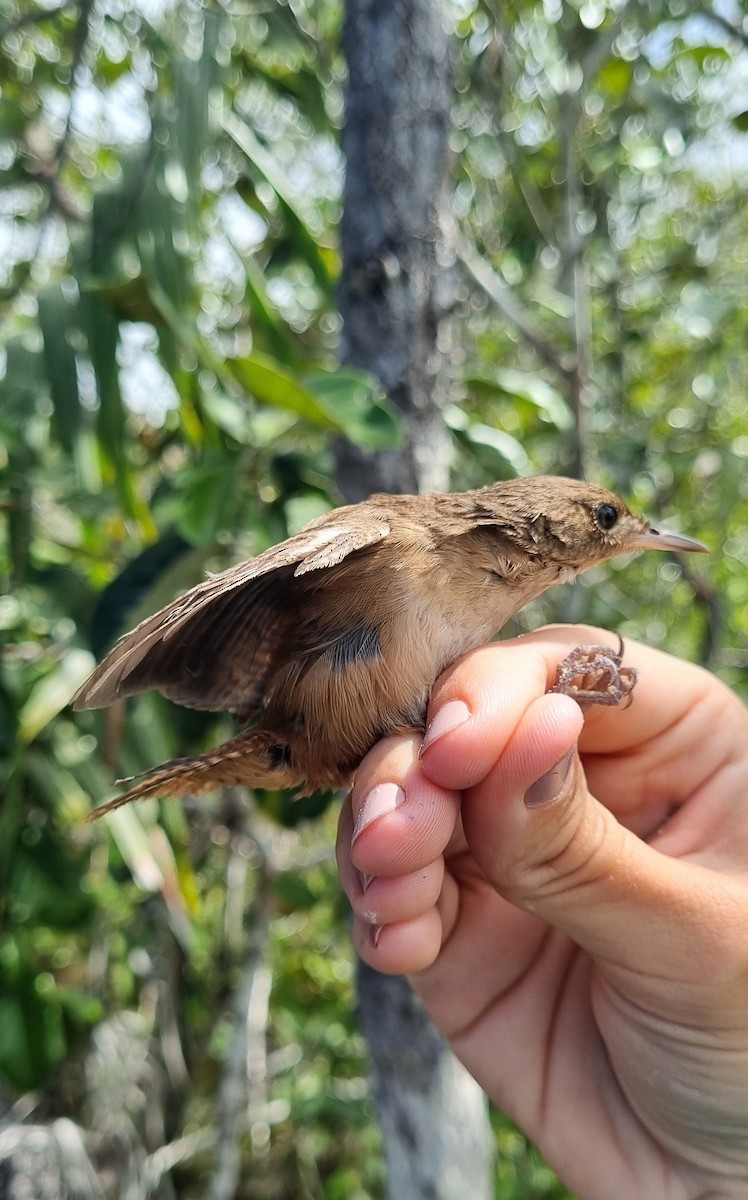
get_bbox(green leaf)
[37,284,82,455]
[239,250,298,361]
[304,369,401,450]
[597,58,632,99]
[465,368,573,431]
[18,650,95,745]
[170,454,245,544]
[226,352,344,429]
[273,871,321,911]
[8,834,92,928]
[0,976,66,1090]
[2,338,46,410]
[222,109,336,291]
[464,424,532,475]
[171,8,223,197]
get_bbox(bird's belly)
[263,587,508,788]
[264,645,431,784]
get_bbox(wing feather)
[73,513,392,713]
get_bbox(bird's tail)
[86,728,298,822]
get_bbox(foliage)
[450,0,748,682]
[2,0,748,1196]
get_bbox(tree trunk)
[357,963,494,1200]
[339,0,454,500]
[339,3,494,1197]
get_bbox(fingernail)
[524,748,576,809]
[359,871,373,893]
[372,925,383,948]
[421,699,471,755]
[352,783,405,843]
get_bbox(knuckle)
[504,804,617,907]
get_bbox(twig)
[693,6,748,50]
[455,230,575,383]
[676,554,722,670]
[141,1127,217,1190]
[210,842,274,1200]
[2,0,94,307]
[51,0,94,172]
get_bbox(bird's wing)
[72,513,392,713]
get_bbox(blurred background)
[1,0,747,1196]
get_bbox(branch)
[693,6,748,50]
[2,0,94,306]
[455,229,575,383]
[52,0,94,171]
[142,1128,217,1191]
[210,837,274,1200]
[675,555,722,670]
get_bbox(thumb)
[461,692,732,989]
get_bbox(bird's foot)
[549,635,637,708]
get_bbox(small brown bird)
[74,476,707,819]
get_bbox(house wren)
[73,476,707,820]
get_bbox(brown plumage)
[73,476,707,820]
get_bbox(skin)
[336,625,748,1200]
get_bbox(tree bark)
[339,0,454,499]
[357,963,494,1200]
[339,3,494,1197]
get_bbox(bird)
[73,475,708,820]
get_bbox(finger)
[336,737,461,977]
[462,690,748,1016]
[516,624,746,758]
[420,625,748,842]
[336,794,446,927]
[420,637,585,792]
[352,909,446,976]
[530,626,748,853]
[336,782,461,976]
[347,733,461,879]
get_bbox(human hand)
[336,626,748,1200]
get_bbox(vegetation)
[1,0,747,1195]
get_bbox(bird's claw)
[549,635,637,709]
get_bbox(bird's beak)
[630,526,710,554]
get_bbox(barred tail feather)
[86,729,299,822]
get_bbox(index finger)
[420,624,747,803]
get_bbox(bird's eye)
[595,503,619,531]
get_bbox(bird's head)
[506,477,709,576]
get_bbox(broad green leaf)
[171,8,223,196]
[597,58,632,99]
[24,753,92,815]
[8,833,92,928]
[464,424,532,475]
[2,338,46,409]
[239,250,298,361]
[18,650,95,745]
[226,352,344,429]
[169,454,245,544]
[304,369,401,450]
[464,368,573,431]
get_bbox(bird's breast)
[262,545,562,779]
